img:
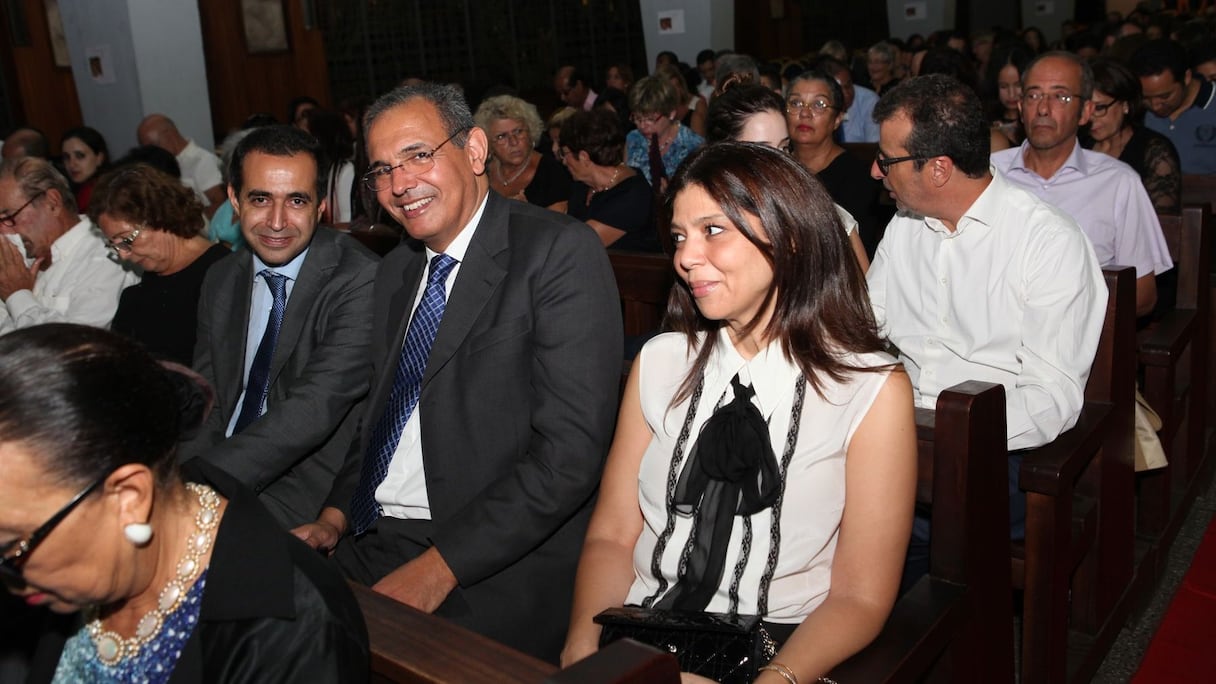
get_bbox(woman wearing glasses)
[0,323,368,683]
[786,70,885,260]
[473,95,571,210]
[624,76,706,192]
[89,164,229,365]
[1083,58,1181,213]
[706,84,869,272]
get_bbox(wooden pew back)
[830,382,1013,683]
[607,250,674,339]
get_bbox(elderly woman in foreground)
[474,94,571,209]
[1,324,368,682]
[561,144,915,682]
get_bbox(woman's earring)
[124,523,153,546]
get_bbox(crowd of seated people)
[0,5,1214,682]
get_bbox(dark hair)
[918,47,979,91]
[662,143,887,403]
[592,87,632,132]
[872,74,989,178]
[1090,58,1145,126]
[0,324,208,489]
[559,109,625,167]
[696,49,716,66]
[787,70,846,110]
[364,82,475,152]
[705,85,786,143]
[303,108,354,207]
[1129,39,1191,83]
[242,113,279,130]
[228,125,324,199]
[60,126,111,181]
[656,51,679,66]
[287,95,320,125]
[1191,42,1216,72]
[87,164,205,238]
[607,63,635,88]
[984,43,1034,93]
[1024,51,1095,99]
[113,145,181,178]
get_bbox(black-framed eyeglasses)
[106,228,142,254]
[362,127,470,192]
[0,191,47,228]
[0,474,107,587]
[1091,99,1118,117]
[875,154,932,176]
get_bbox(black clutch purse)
[594,606,774,684]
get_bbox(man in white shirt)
[554,66,598,111]
[137,113,226,218]
[0,157,137,333]
[992,51,1172,317]
[821,57,880,143]
[867,76,1105,585]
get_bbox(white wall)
[1019,0,1077,46]
[57,0,214,158]
[638,0,734,72]
[886,0,955,42]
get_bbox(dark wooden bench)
[353,582,679,683]
[1137,205,1212,550]
[830,382,1014,682]
[1181,174,1216,212]
[607,250,673,340]
[1015,267,1137,683]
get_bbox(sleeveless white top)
[624,330,895,622]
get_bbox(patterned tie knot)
[259,269,288,295]
[428,253,457,288]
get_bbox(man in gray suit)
[292,83,622,663]
[181,125,378,529]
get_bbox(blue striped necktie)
[233,270,288,434]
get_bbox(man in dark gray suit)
[182,126,378,529]
[292,84,622,663]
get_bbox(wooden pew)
[353,582,678,683]
[1181,174,1216,211]
[1137,205,1212,548]
[1016,267,1137,683]
[607,250,673,340]
[830,382,1014,683]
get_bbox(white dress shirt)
[0,217,138,334]
[992,140,1173,278]
[377,194,489,519]
[225,249,310,437]
[176,139,224,208]
[867,170,1107,450]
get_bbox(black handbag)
[594,605,774,684]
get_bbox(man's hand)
[290,506,347,555]
[0,239,39,300]
[372,546,459,613]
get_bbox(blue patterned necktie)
[350,253,458,534]
[233,270,288,434]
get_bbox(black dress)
[524,152,574,209]
[568,173,659,252]
[110,243,230,365]
[814,151,888,258]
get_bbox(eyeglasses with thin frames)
[0,474,108,588]
[491,127,528,146]
[875,154,933,176]
[362,127,471,192]
[106,228,142,254]
[786,98,838,116]
[0,191,47,228]
[1022,90,1083,107]
[630,113,665,127]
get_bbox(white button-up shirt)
[867,170,1107,450]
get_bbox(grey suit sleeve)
[179,268,230,462]
[431,226,623,586]
[198,259,377,490]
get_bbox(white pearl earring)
[123,523,153,546]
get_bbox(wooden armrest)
[1017,403,1112,495]
[351,582,557,683]
[546,640,680,684]
[1137,309,1196,364]
[827,578,968,681]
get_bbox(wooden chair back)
[830,382,1014,683]
[607,250,674,339]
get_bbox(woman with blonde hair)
[474,94,571,209]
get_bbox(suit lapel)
[215,255,255,416]
[423,193,508,388]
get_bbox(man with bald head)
[991,51,1171,317]
[1,128,49,160]
[137,113,225,217]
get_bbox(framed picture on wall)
[241,0,290,54]
[44,0,70,68]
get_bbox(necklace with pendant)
[496,156,530,187]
